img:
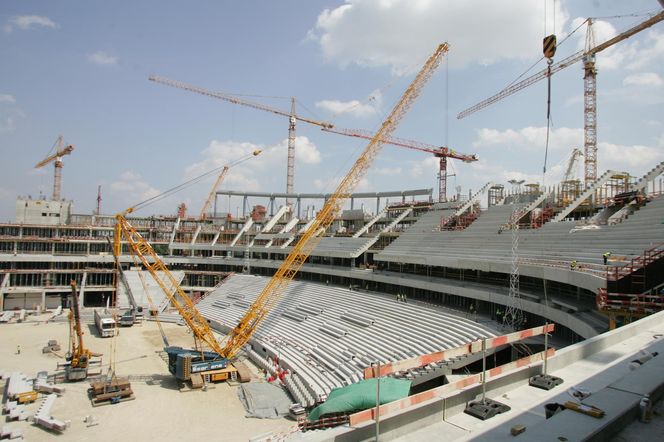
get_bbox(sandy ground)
[1,313,295,441]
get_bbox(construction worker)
[16,345,21,355]
[570,260,578,270]
[496,309,503,323]
[603,251,612,265]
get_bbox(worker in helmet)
[570,260,578,270]
[603,251,612,265]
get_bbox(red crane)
[322,127,477,202]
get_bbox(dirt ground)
[1,313,295,441]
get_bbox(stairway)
[552,170,618,222]
[452,181,493,217]
[630,160,664,193]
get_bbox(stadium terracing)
[1,161,664,439]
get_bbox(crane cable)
[128,148,270,213]
[543,58,553,188]
[542,0,555,188]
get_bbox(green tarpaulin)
[308,377,411,421]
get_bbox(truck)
[94,309,117,338]
[118,308,137,326]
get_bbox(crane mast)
[221,43,449,359]
[34,136,75,201]
[322,127,477,202]
[149,75,333,201]
[456,11,664,186]
[287,98,296,206]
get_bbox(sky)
[1,0,663,221]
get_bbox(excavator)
[58,281,101,381]
[115,43,449,385]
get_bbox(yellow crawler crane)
[115,43,449,383]
[58,281,101,381]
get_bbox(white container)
[638,394,652,423]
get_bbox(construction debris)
[0,425,24,440]
[0,312,14,323]
[3,402,32,422]
[33,394,68,432]
[42,340,61,354]
[5,373,37,404]
[34,371,65,395]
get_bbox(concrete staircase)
[552,170,618,222]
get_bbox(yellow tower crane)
[34,136,74,201]
[117,43,449,383]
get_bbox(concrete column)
[297,197,301,219]
[0,273,9,311]
[80,272,88,307]
[351,198,354,210]
[242,196,248,218]
[270,197,275,216]
[41,290,46,311]
[376,197,380,214]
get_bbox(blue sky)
[1,0,663,220]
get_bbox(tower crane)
[116,43,448,383]
[198,149,262,220]
[34,136,74,201]
[322,127,477,202]
[456,11,664,186]
[148,75,333,205]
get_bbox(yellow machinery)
[199,150,262,220]
[117,43,449,382]
[59,281,101,381]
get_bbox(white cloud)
[409,156,438,179]
[623,72,664,87]
[569,17,664,72]
[374,166,402,176]
[314,176,370,193]
[316,89,382,118]
[183,136,322,210]
[624,30,664,71]
[469,125,664,185]
[0,94,16,104]
[88,51,118,66]
[4,15,58,33]
[599,141,663,172]
[0,117,15,133]
[308,0,567,74]
[0,187,13,202]
[110,171,160,205]
[473,126,583,152]
[27,167,48,177]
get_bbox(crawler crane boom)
[221,43,449,358]
[116,43,448,383]
[59,281,100,381]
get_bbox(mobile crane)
[117,43,449,384]
[58,281,101,381]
